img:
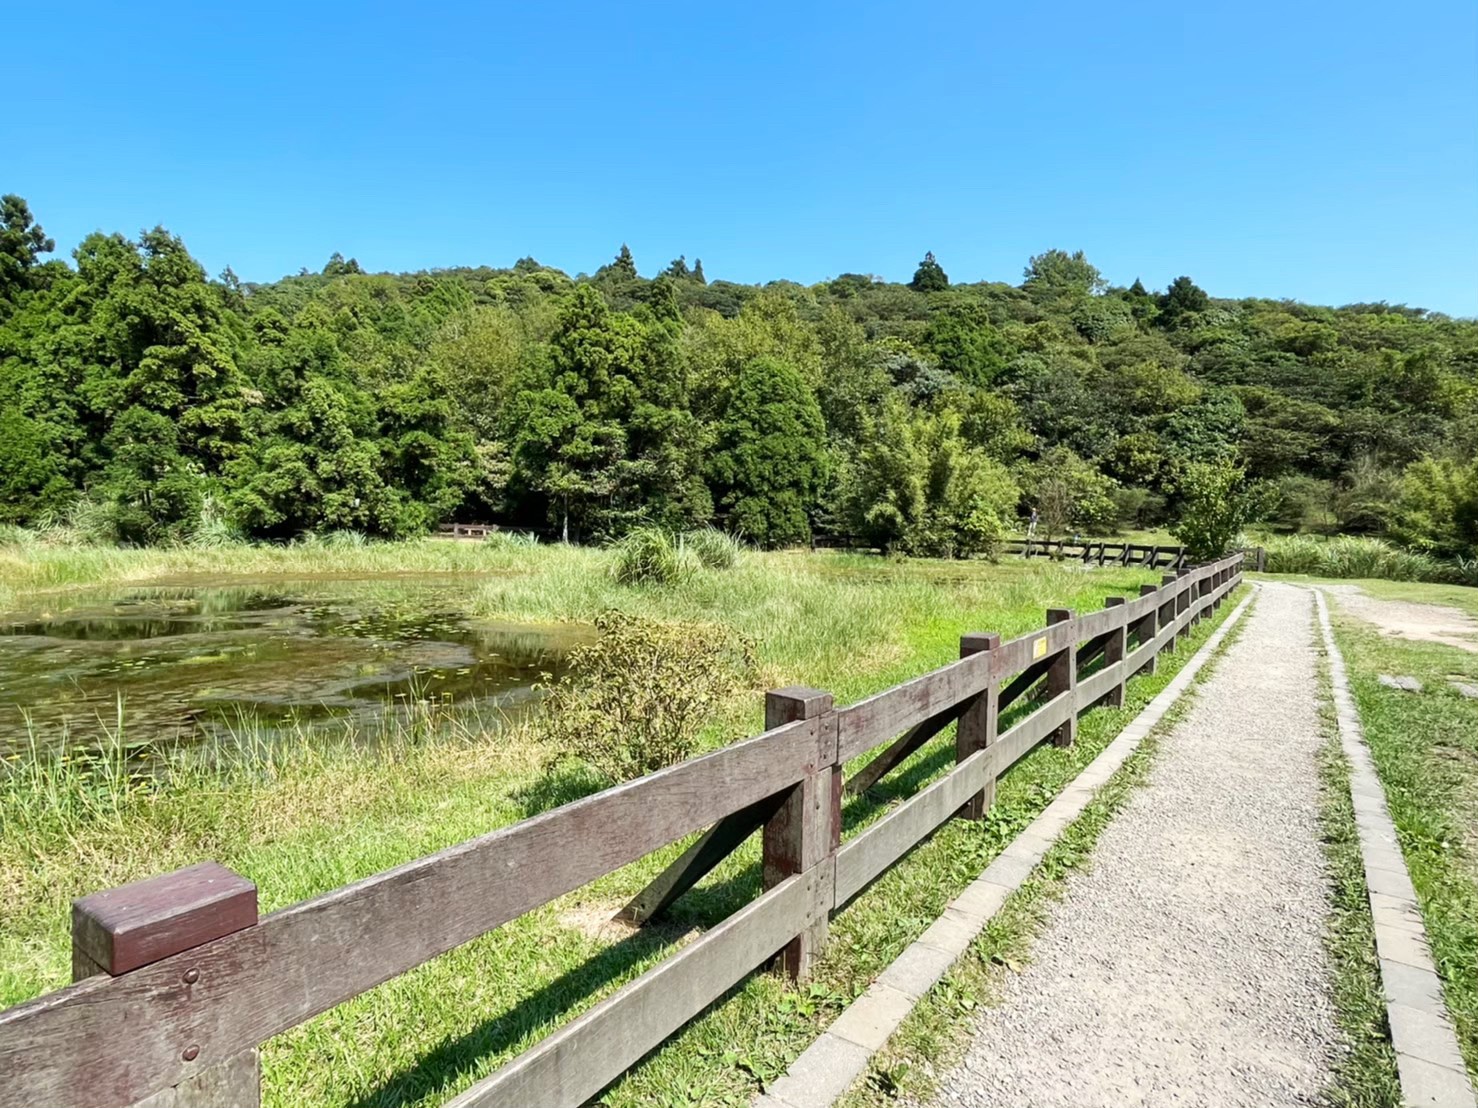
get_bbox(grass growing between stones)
[817,591,1250,1108]
[1325,588,1478,1081]
[1312,702,1402,1107]
[1,545,1214,1108]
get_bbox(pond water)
[0,576,584,760]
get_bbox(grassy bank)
[1,540,1220,1107]
[1324,582,1478,1081]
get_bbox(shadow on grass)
[344,913,710,1108]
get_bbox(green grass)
[1323,584,1478,1082]
[1314,707,1401,1108]
[1,541,1231,1108]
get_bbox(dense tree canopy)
[1,195,1474,557]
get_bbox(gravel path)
[930,583,1342,1108]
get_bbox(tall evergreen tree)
[910,251,949,292]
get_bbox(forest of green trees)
[2,194,1475,561]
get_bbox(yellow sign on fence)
[1033,636,1048,660]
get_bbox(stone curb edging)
[753,587,1259,1108]
[1314,588,1478,1108]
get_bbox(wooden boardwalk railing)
[0,554,1244,1108]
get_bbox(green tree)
[838,399,1018,557]
[1171,458,1267,561]
[926,302,1007,386]
[1389,455,1478,558]
[910,252,949,292]
[708,357,826,546]
[1023,249,1104,303]
[0,194,55,313]
[1156,276,1210,328]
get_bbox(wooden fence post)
[1173,570,1192,645]
[1160,573,1180,651]
[762,687,836,983]
[1045,609,1076,747]
[72,861,260,1107]
[957,632,1000,819]
[1137,583,1160,675]
[1102,597,1127,707]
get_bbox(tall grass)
[680,526,744,570]
[1260,534,1464,583]
[609,526,700,585]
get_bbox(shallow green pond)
[0,575,583,758]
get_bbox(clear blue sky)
[11,0,1478,315]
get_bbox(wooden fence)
[0,554,1244,1108]
[437,522,500,540]
[1001,538,1187,569]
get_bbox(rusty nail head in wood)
[183,967,199,984]
[182,1045,200,1062]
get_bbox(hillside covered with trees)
[2,194,1475,562]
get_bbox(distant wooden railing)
[0,554,1245,1108]
[437,522,499,540]
[1002,538,1187,569]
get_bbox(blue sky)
[10,1,1477,314]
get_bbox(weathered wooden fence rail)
[0,554,1245,1108]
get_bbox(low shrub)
[536,611,756,782]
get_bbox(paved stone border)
[1314,589,1477,1108]
[753,587,1259,1108]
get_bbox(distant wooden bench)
[0,554,1247,1108]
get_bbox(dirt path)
[928,583,1342,1107]
[1325,583,1478,654]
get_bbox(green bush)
[536,611,756,782]
[681,527,743,570]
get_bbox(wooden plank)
[835,753,989,905]
[0,718,820,1108]
[835,683,1073,905]
[617,794,785,924]
[1077,660,1124,708]
[446,873,819,1108]
[836,653,988,762]
[132,1053,261,1108]
[73,863,257,977]
[992,690,1071,773]
[993,617,1080,696]
[844,699,969,796]
[1072,605,1124,643]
